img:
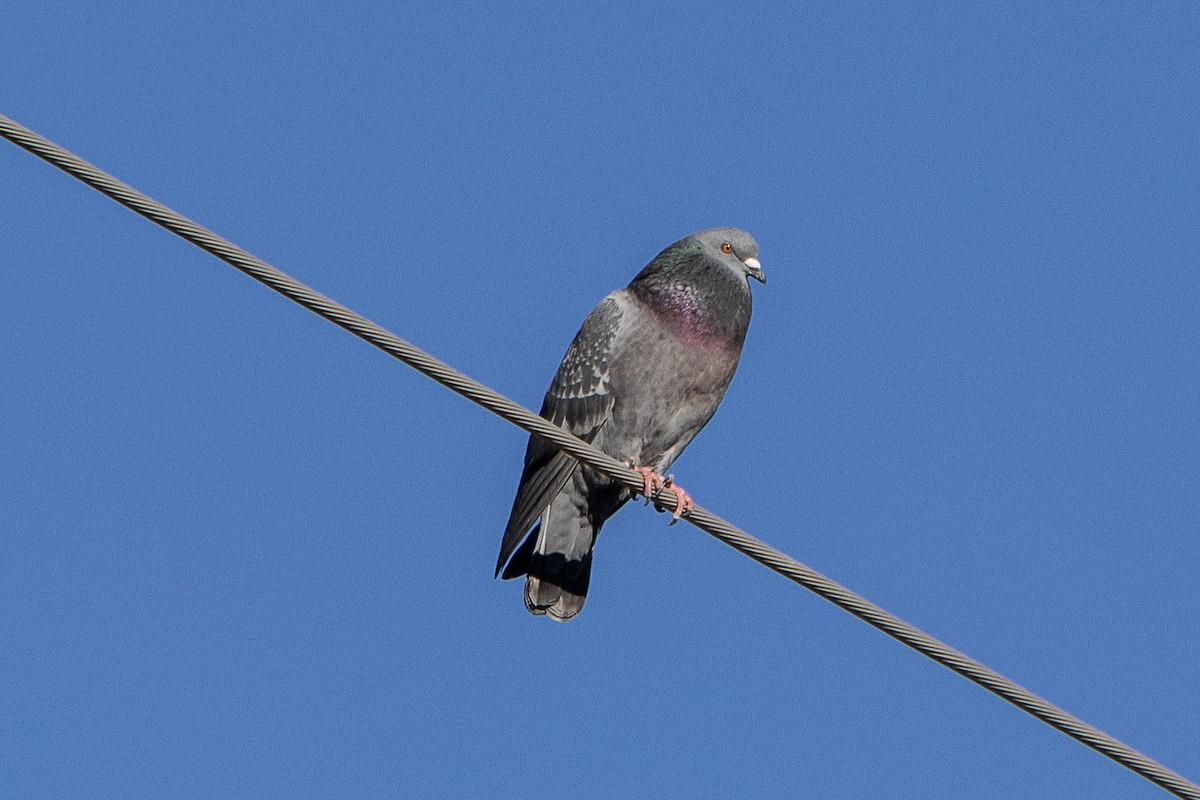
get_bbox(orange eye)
[721,242,733,254]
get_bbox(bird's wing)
[495,294,624,575]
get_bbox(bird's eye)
[721,242,733,254]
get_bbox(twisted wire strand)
[3,112,1195,800]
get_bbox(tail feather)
[498,469,625,621]
[525,576,587,621]
[524,549,593,621]
[524,489,596,620]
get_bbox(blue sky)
[3,3,1198,798]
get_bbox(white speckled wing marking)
[546,295,620,404]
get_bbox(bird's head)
[630,227,765,297]
[691,228,765,286]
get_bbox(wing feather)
[495,295,624,574]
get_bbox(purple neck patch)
[634,281,744,355]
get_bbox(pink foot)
[631,465,695,523]
[632,466,664,504]
[662,475,695,523]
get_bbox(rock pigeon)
[496,228,764,621]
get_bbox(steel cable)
[3,112,1196,800]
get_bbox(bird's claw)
[631,465,694,522]
[632,466,663,506]
[662,475,695,524]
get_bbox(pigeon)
[496,227,765,621]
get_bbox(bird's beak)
[744,257,766,284]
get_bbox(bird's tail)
[500,471,626,622]
[522,487,599,621]
[523,521,594,621]
[525,555,592,621]
[498,515,595,620]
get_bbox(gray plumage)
[496,228,765,620]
